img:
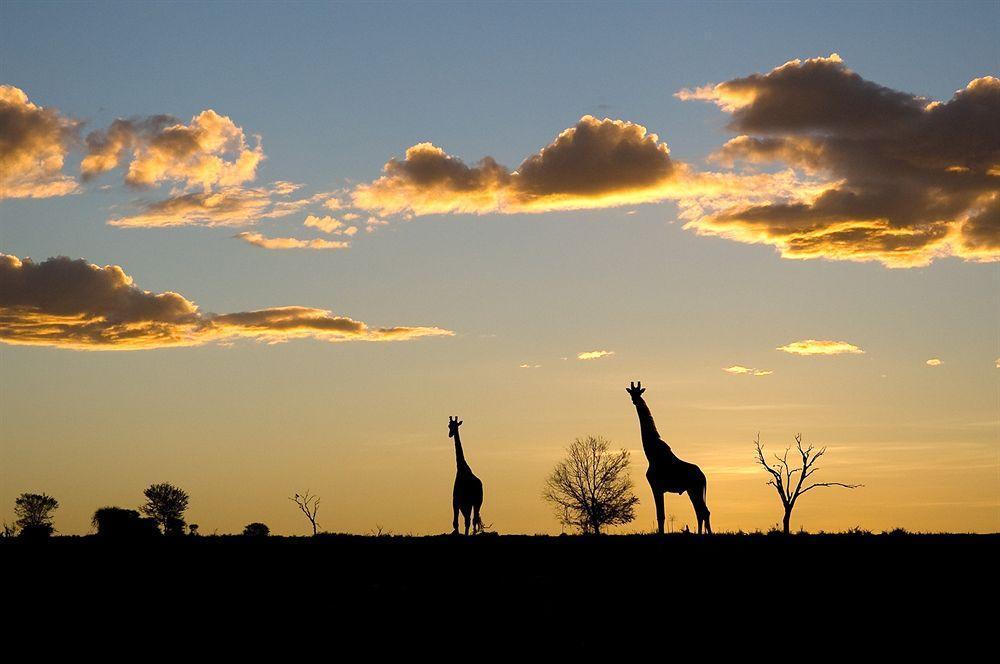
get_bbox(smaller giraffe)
[626,381,712,535]
[448,416,484,535]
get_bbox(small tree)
[754,433,862,534]
[543,436,638,535]
[14,492,59,538]
[242,522,270,537]
[289,490,320,535]
[140,483,189,535]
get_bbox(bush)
[92,507,160,538]
[242,522,270,537]
[19,523,54,541]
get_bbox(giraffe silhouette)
[626,381,712,534]
[448,416,484,535]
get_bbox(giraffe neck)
[633,396,665,459]
[454,433,467,469]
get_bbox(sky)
[1,1,997,535]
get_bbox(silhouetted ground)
[7,532,995,604]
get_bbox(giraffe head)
[626,381,646,402]
[448,416,463,438]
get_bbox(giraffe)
[448,416,484,535]
[626,381,712,534]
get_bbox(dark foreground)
[8,533,996,608]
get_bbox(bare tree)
[14,492,59,537]
[754,433,862,534]
[543,436,639,535]
[289,490,321,535]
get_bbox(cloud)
[0,254,452,350]
[577,350,615,360]
[677,55,1000,267]
[0,85,80,199]
[519,363,541,369]
[235,231,350,250]
[107,183,337,228]
[776,339,865,355]
[302,214,357,236]
[352,116,687,216]
[925,358,943,366]
[723,365,772,376]
[81,109,263,190]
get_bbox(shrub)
[92,507,160,538]
[242,522,270,537]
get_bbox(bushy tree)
[242,522,270,537]
[92,506,160,538]
[140,483,189,535]
[543,436,639,534]
[14,492,59,539]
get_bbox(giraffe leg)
[653,490,665,535]
[462,508,471,536]
[472,504,481,534]
[689,488,711,535]
[452,504,459,534]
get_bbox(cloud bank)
[0,254,452,350]
[352,116,688,216]
[235,231,350,250]
[776,339,865,356]
[678,54,1000,267]
[0,85,79,199]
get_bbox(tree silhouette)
[754,433,862,534]
[92,506,159,538]
[14,492,58,538]
[140,483,190,536]
[289,490,321,535]
[543,436,638,535]
[242,522,270,537]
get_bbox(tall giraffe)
[626,382,711,534]
[448,416,484,535]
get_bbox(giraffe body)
[448,416,484,535]
[626,382,712,534]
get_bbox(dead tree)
[289,490,321,535]
[754,433,862,534]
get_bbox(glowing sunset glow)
[1,2,996,537]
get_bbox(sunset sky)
[2,1,997,535]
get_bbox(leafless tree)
[543,436,639,535]
[754,433,862,534]
[289,490,321,535]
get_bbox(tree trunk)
[782,508,792,535]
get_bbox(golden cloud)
[577,350,615,360]
[925,358,943,367]
[107,183,337,228]
[352,116,686,216]
[677,55,1000,267]
[0,254,452,350]
[0,85,80,199]
[776,340,865,356]
[235,231,350,250]
[81,110,263,190]
[723,365,772,376]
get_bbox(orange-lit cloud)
[776,339,865,356]
[925,358,943,366]
[235,231,350,250]
[107,183,337,228]
[302,214,358,236]
[81,110,263,190]
[677,55,1000,267]
[353,116,687,216]
[723,365,772,376]
[577,350,615,360]
[0,254,453,350]
[0,85,80,199]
